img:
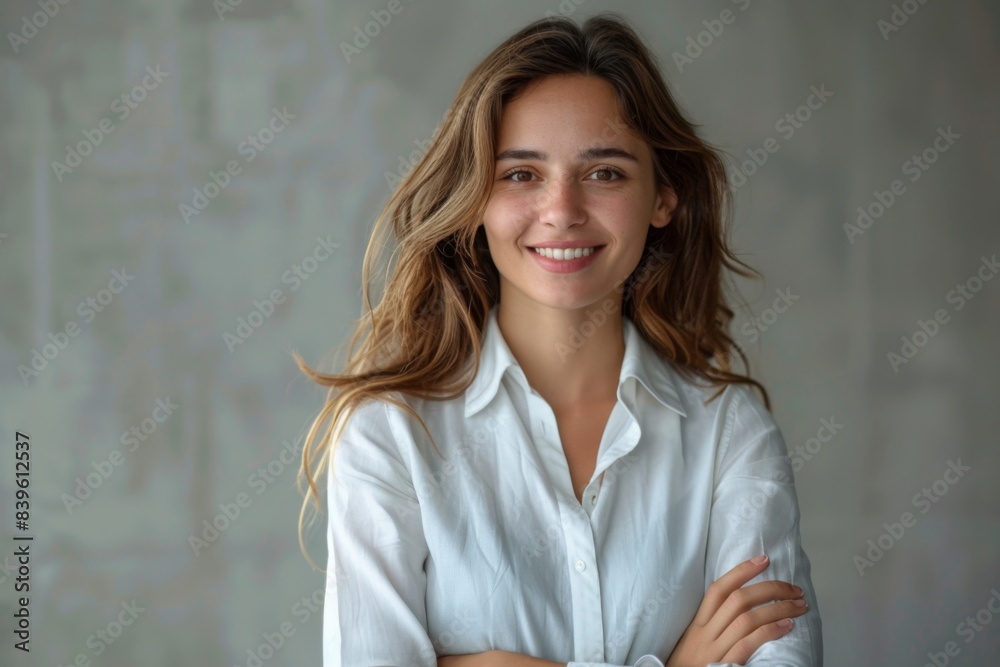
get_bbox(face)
[479,73,677,314]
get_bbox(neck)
[496,296,625,411]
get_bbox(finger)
[690,554,771,627]
[714,597,809,651]
[703,579,804,639]
[719,617,797,665]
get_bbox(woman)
[296,13,822,667]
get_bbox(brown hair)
[293,12,768,567]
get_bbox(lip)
[528,241,605,249]
[529,244,605,274]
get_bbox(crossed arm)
[324,400,821,666]
[436,554,809,667]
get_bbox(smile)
[531,246,601,260]
[528,245,606,274]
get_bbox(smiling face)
[479,73,677,314]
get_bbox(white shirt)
[323,304,822,666]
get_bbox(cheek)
[594,197,645,235]
[482,198,528,241]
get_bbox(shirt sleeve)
[323,399,438,666]
[701,387,824,666]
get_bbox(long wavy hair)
[293,12,769,567]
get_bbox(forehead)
[496,74,645,154]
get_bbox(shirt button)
[575,559,586,572]
[590,494,597,505]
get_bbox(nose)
[537,174,586,228]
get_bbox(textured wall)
[1,1,998,666]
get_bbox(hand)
[438,650,564,667]
[664,554,808,667]
[438,651,500,667]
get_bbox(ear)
[651,185,678,229]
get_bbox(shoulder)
[335,396,391,438]
[715,382,780,457]
[335,390,429,430]
[328,395,425,488]
[665,362,773,427]
[330,396,408,464]
[664,367,783,461]
[332,391,456,463]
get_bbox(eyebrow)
[495,146,640,163]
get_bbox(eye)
[589,166,625,182]
[500,167,625,182]
[500,168,535,182]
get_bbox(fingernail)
[792,585,803,595]
[792,598,807,607]
[751,554,768,565]
[779,618,794,629]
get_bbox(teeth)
[533,246,599,260]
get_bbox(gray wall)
[1,1,998,665]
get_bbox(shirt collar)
[464,304,688,419]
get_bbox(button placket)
[560,500,605,661]
[583,471,605,517]
[527,390,607,659]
